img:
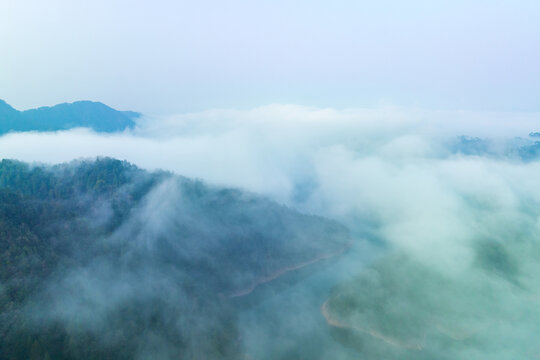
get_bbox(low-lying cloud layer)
[2,104,540,358]
[1,105,539,202]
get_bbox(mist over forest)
[1,100,539,359]
[3,0,540,357]
[0,156,349,359]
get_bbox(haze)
[2,1,540,359]
[2,0,540,114]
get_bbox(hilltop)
[0,100,139,134]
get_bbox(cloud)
[1,105,539,200]
[1,104,539,271]
[3,104,540,357]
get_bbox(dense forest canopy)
[0,158,350,359]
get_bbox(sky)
[1,0,540,114]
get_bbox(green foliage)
[0,158,349,359]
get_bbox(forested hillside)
[0,158,349,359]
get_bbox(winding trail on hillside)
[320,300,424,351]
[228,244,350,298]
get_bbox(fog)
[2,105,540,358]
[1,105,539,202]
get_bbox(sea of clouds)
[2,104,540,358]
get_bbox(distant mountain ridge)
[0,99,139,134]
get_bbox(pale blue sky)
[1,0,539,114]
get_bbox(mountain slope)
[0,158,350,359]
[0,100,139,134]
[323,245,540,359]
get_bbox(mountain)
[449,135,540,161]
[323,242,539,359]
[0,100,139,134]
[0,158,350,359]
